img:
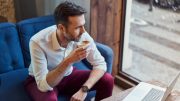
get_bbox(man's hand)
[70,89,87,101]
[67,47,88,63]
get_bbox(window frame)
[116,0,140,89]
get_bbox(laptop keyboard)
[142,88,164,101]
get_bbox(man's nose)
[80,26,86,34]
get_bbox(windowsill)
[114,72,139,90]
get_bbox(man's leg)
[57,68,114,101]
[24,76,58,101]
[56,68,92,95]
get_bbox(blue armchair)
[0,15,113,101]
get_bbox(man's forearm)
[46,57,72,87]
[83,69,105,89]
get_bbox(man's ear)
[57,24,66,33]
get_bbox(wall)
[14,0,90,32]
[14,0,37,21]
[0,0,16,22]
[42,0,90,32]
[90,0,122,76]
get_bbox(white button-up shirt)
[28,25,107,92]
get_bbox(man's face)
[63,15,86,42]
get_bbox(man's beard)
[65,33,81,42]
[64,33,78,42]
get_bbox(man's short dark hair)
[54,1,86,27]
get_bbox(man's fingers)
[70,97,73,101]
[79,50,87,55]
[79,51,87,57]
[76,47,85,51]
[78,53,87,60]
[70,96,81,101]
[76,45,89,51]
[73,46,89,61]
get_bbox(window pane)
[122,0,180,90]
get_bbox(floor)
[112,85,123,95]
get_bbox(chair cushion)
[73,61,92,70]
[0,23,25,73]
[0,68,30,101]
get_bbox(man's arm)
[84,34,107,89]
[83,69,105,90]
[30,40,87,91]
[46,47,87,87]
[46,56,72,87]
[71,32,107,101]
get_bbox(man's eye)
[75,27,80,29]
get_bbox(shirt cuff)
[37,76,53,92]
[93,64,107,72]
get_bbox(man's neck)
[56,30,69,48]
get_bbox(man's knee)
[45,94,58,101]
[99,73,114,87]
[32,91,58,101]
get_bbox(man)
[24,1,114,101]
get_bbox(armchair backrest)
[17,15,55,67]
[0,23,32,101]
[0,23,25,73]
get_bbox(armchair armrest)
[96,42,114,73]
[82,42,114,73]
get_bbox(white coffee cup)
[77,40,90,49]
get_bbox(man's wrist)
[56,57,72,73]
[81,85,89,93]
[66,56,74,64]
[64,56,73,65]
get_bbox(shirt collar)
[52,31,65,50]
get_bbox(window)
[121,0,180,90]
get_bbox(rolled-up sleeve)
[29,40,53,92]
[83,33,107,72]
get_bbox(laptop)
[123,72,180,101]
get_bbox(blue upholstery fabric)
[0,68,30,101]
[0,23,29,101]
[17,15,55,67]
[0,23,24,73]
[96,43,113,73]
